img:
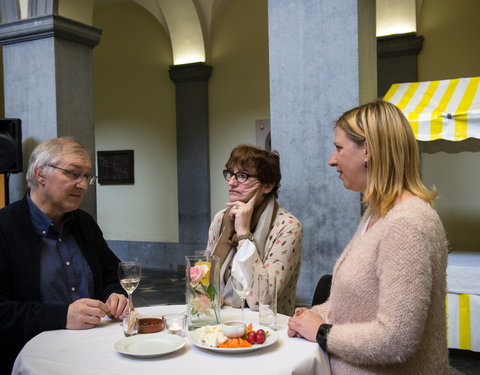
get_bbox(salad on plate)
[189,323,278,353]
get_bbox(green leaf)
[206,285,216,300]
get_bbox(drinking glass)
[163,313,187,336]
[122,312,139,336]
[258,274,277,327]
[231,276,253,324]
[118,261,141,313]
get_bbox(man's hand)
[66,298,109,330]
[106,293,129,319]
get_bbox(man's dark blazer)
[0,196,126,374]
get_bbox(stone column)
[268,0,377,304]
[0,15,101,217]
[169,62,212,245]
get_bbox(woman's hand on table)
[287,307,308,337]
[106,293,129,319]
[66,298,109,329]
[288,307,324,342]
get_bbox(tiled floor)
[450,350,480,375]
[135,268,480,375]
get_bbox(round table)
[13,305,331,375]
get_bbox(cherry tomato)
[255,330,266,344]
[247,331,256,344]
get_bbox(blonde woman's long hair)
[335,100,436,217]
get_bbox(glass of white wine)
[118,261,141,312]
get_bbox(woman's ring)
[234,205,239,209]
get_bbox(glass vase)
[185,254,221,329]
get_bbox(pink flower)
[191,293,212,313]
[190,264,209,286]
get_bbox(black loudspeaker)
[0,118,23,173]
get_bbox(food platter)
[189,325,278,353]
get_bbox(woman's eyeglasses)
[48,164,97,185]
[223,170,258,184]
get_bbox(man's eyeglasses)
[48,164,96,185]
[223,170,258,184]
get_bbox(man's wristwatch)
[316,324,332,351]
[236,232,254,242]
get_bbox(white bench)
[447,252,480,352]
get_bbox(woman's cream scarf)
[211,196,278,305]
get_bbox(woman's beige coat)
[314,197,449,375]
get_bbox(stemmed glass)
[231,276,253,324]
[118,261,141,313]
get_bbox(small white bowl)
[221,320,246,338]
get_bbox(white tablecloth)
[447,252,480,294]
[13,305,331,375]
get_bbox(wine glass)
[231,276,253,323]
[118,261,141,312]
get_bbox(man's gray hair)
[26,137,90,189]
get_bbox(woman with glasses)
[206,144,303,315]
[287,101,448,374]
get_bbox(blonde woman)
[288,100,449,374]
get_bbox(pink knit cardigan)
[313,197,449,375]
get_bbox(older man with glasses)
[0,137,129,373]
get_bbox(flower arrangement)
[188,261,219,324]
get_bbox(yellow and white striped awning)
[384,77,480,141]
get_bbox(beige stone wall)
[418,0,480,252]
[6,0,476,251]
[93,2,178,242]
[90,0,269,242]
[208,0,269,215]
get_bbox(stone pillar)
[268,0,377,304]
[0,15,101,217]
[377,32,424,97]
[169,62,212,245]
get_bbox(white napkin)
[231,240,256,291]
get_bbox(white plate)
[189,325,278,353]
[114,332,185,357]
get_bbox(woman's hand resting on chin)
[226,187,265,236]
